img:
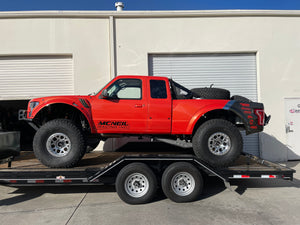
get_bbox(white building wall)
[0,18,111,95]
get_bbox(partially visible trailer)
[0,151,295,204]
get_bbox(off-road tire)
[116,163,157,204]
[33,119,86,168]
[231,95,252,102]
[192,119,243,167]
[191,88,230,100]
[162,162,203,203]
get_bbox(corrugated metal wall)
[149,53,259,156]
[0,56,74,100]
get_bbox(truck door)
[92,78,148,133]
[147,79,172,133]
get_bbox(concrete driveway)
[0,161,299,225]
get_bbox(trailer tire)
[161,162,203,203]
[116,163,157,204]
[33,119,86,168]
[192,119,243,167]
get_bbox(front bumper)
[18,110,39,131]
[18,110,28,121]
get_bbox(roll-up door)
[0,56,74,100]
[149,53,259,156]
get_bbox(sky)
[0,0,300,11]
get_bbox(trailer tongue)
[0,151,295,204]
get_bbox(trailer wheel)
[116,163,157,204]
[192,119,243,167]
[161,162,203,203]
[33,119,86,168]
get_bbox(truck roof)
[115,75,169,80]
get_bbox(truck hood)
[27,95,93,119]
[29,95,91,103]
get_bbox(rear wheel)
[161,162,203,203]
[192,119,243,167]
[33,119,86,168]
[116,163,157,204]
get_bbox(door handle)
[134,104,144,108]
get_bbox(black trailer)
[0,151,295,204]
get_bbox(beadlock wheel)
[46,133,71,157]
[171,172,196,197]
[33,119,86,168]
[124,173,149,198]
[208,132,231,156]
[192,119,243,167]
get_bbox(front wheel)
[192,119,243,167]
[33,119,86,168]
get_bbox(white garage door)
[0,56,74,100]
[149,53,259,156]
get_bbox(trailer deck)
[0,151,295,186]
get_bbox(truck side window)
[106,79,142,100]
[170,80,193,99]
[150,80,167,99]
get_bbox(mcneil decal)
[98,121,129,129]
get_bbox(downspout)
[109,15,117,151]
[109,15,117,78]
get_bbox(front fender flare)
[31,101,97,133]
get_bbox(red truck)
[20,75,270,168]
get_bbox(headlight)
[29,101,39,110]
[29,101,39,117]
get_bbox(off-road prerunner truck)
[19,75,270,168]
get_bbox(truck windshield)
[94,80,112,96]
[169,80,193,99]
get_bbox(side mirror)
[100,89,109,99]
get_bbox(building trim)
[1,10,300,19]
